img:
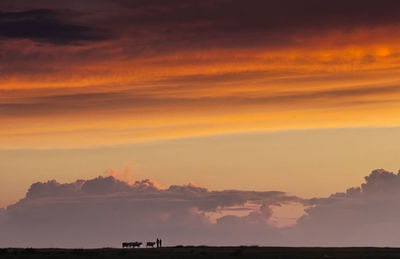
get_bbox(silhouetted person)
[156,238,159,248]
[160,238,162,247]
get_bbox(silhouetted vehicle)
[122,242,142,248]
[146,242,156,248]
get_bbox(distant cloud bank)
[2,169,400,247]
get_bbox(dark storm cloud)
[0,9,108,44]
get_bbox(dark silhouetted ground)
[2,247,400,258]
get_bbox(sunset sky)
[2,0,400,247]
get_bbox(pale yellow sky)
[1,127,399,208]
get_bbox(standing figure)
[160,238,162,248]
[156,238,159,248]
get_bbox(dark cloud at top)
[0,9,109,44]
[115,0,400,29]
[103,0,400,51]
[2,0,400,48]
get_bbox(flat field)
[1,247,400,259]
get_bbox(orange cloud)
[2,4,400,148]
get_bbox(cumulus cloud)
[0,175,299,247]
[287,169,400,246]
[4,169,400,247]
